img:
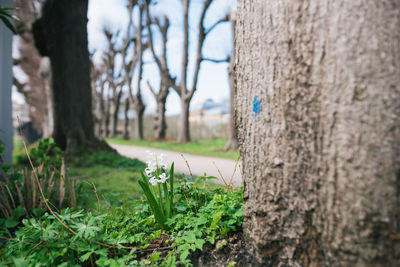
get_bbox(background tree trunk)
[123,98,130,139]
[179,99,190,143]
[225,12,238,151]
[33,0,110,155]
[236,1,400,266]
[154,98,167,140]
[111,89,122,137]
[134,101,145,140]
[104,92,111,137]
[39,57,53,138]
[14,0,53,137]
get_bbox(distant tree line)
[90,0,238,147]
[12,0,238,148]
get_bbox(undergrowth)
[0,138,243,266]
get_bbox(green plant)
[14,138,63,168]
[138,151,175,229]
[0,175,243,266]
[0,6,18,34]
[0,139,77,219]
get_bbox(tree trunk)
[225,12,238,151]
[111,90,122,137]
[33,0,111,156]
[39,57,54,138]
[236,1,400,266]
[123,98,130,140]
[134,102,145,140]
[178,98,190,143]
[104,94,111,138]
[154,98,167,140]
[14,0,52,136]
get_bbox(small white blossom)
[149,177,158,186]
[144,150,170,186]
[159,173,169,183]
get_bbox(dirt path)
[110,144,242,187]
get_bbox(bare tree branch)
[202,57,230,63]
[204,14,229,35]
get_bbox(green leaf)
[180,249,190,261]
[138,180,166,229]
[194,238,205,250]
[209,211,223,230]
[0,15,16,34]
[11,206,25,219]
[5,218,19,228]
[162,182,171,218]
[79,251,93,262]
[12,258,29,267]
[150,251,161,262]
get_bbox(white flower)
[158,173,169,183]
[149,177,158,186]
[144,150,170,185]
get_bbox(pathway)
[110,144,242,187]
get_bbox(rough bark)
[33,0,111,155]
[236,1,400,266]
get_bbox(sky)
[87,0,234,115]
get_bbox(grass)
[106,138,240,160]
[12,136,225,210]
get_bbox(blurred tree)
[128,3,146,140]
[236,1,400,265]
[146,0,229,143]
[146,10,172,140]
[224,11,238,151]
[102,29,125,138]
[13,0,53,138]
[32,0,110,155]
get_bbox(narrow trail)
[110,144,243,187]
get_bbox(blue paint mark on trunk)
[253,96,260,122]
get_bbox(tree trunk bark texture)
[236,1,400,266]
[33,0,110,155]
[179,99,190,143]
[154,98,167,140]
